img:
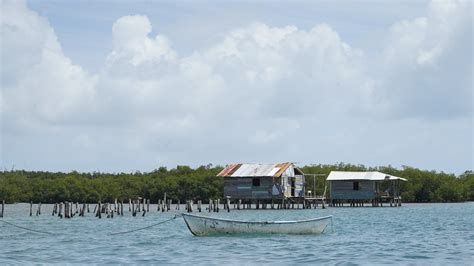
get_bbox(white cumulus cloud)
[1,0,471,172]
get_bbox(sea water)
[0,203,473,264]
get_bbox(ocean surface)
[0,202,473,264]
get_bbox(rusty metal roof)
[217,162,295,177]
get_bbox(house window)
[353,181,360,191]
[252,178,260,187]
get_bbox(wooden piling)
[1,200,4,218]
[58,202,63,218]
[147,199,150,212]
[65,201,69,218]
[66,202,70,218]
[36,202,41,216]
[96,202,101,218]
[163,193,167,211]
[226,198,230,213]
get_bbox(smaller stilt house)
[327,171,407,206]
[218,163,305,200]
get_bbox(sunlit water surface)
[1,203,473,264]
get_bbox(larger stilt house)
[218,163,305,200]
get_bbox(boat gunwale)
[181,213,333,225]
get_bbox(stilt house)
[327,171,407,204]
[218,163,305,200]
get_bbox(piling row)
[1,195,394,218]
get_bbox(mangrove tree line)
[0,163,472,203]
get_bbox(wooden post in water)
[36,202,41,216]
[87,203,90,213]
[163,193,167,211]
[197,200,202,212]
[237,199,241,210]
[1,200,4,218]
[65,201,69,218]
[217,199,220,212]
[65,202,69,218]
[58,202,63,218]
[128,198,132,212]
[226,198,230,213]
[29,202,33,216]
[147,199,150,212]
[96,202,101,218]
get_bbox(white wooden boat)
[181,213,332,236]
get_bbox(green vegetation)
[0,163,472,203]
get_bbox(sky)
[1,0,472,174]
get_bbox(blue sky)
[1,0,472,173]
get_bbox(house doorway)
[291,178,295,196]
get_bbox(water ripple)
[0,203,473,264]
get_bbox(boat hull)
[182,214,332,236]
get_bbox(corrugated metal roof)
[326,171,407,181]
[217,163,296,177]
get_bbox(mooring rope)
[110,214,182,235]
[0,219,55,235]
[0,214,182,236]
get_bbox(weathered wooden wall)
[330,180,376,200]
[224,176,282,199]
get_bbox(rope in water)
[0,214,182,236]
[110,214,182,235]
[0,219,55,235]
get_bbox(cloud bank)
[1,0,472,172]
